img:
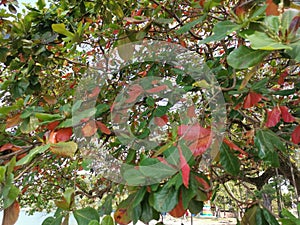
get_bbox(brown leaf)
[6,114,21,129]
[82,120,97,137]
[43,95,57,105]
[2,200,20,225]
[0,143,14,152]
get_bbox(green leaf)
[99,195,113,217]
[246,31,292,50]
[88,220,100,225]
[55,188,74,210]
[286,42,300,62]
[220,144,240,176]
[176,14,207,34]
[20,116,39,133]
[242,205,259,225]
[154,106,168,117]
[251,78,268,92]
[52,24,74,38]
[74,207,100,225]
[3,185,20,209]
[200,21,241,44]
[181,186,196,209]
[139,158,176,182]
[153,185,178,212]
[254,129,284,167]
[95,104,110,117]
[227,46,269,69]
[100,215,113,225]
[16,144,50,166]
[0,166,5,183]
[36,0,46,9]
[6,156,16,176]
[42,216,63,225]
[140,199,159,224]
[50,142,77,157]
[132,204,142,224]
[188,199,203,214]
[0,47,9,63]
[132,187,146,207]
[262,208,280,225]
[35,113,63,122]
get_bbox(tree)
[0,0,299,224]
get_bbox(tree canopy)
[0,0,300,225]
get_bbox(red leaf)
[243,92,262,109]
[56,128,73,142]
[292,125,300,144]
[178,123,212,156]
[154,115,168,127]
[178,124,211,141]
[278,71,288,85]
[125,84,144,103]
[82,120,98,137]
[178,146,190,188]
[280,106,295,123]
[146,85,168,94]
[266,0,279,16]
[47,121,60,130]
[88,86,100,98]
[265,106,281,127]
[96,121,111,135]
[223,138,248,156]
[289,16,300,35]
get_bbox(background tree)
[0,0,300,225]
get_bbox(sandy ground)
[133,216,237,225]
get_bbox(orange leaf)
[56,128,73,142]
[292,125,300,144]
[280,106,295,123]
[2,200,20,225]
[265,106,281,127]
[96,121,111,135]
[82,120,97,137]
[243,92,262,109]
[266,0,279,16]
[146,85,168,94]
[6,113,21,129]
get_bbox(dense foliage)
[0,0,300,224]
